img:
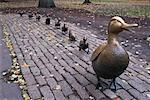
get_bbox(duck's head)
[108,16,138,34]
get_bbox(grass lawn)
[0,0,150,17]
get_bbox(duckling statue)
[69,30,76,41]
[18,12,24,17]
[28,13,33,20]
[35,13,41,21]
[79,37,89,54]
[91,16,138,91]
[62,24,68,35]
[55,19,61,29]
[45,15,50,25]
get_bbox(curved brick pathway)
[1,14,150,100]
[0,19,23,100]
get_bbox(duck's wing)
[90,43,107,62]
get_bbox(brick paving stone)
[65,59,76,68]
[24,74,36,86]
[40,46,49,53]
[53,64,64,72]
[51,70,64,81]
[116,78,132,90]
[57,67,66,75]
[32,56,40,62]
[50,59,60,67]
[116,89,134,100]
[71,81,89,100]
[46,78,57,90]
[27,85,41,99]
[85,73,97,85]
[46,63,56,72]
[53,53,62,60]
[21,67,31,75]
[103,89,119,99]
[86,67,96,75]
[58,59,68,67]
[86,84,106,100]
[74,74,90,86]
[35,75,47,86]
[47,48,56,54]
[61,53,71,60]
[36,61,46,69]
[126,67,138,76]
[40,56,49,64]
[36,52,45,57]
[33,46,41,53]
[44,52,54,61]
[128,89,149,100]
[143,92,150,99]
[40,85,55,100]
[137,74,150,84]
[17,59,25,65]
[119,72,130,80]
[41,67,52,78]
[65,66,77,75]
[68,94,80,100]
[25,60,36,67]
[53,90,66,100]
[132,76,146,84]
[62,72,77,84]
[77,59,89,69]
[128,79,147,92]
[131,64,147,73]
[130,56,145,66]
[30,66,41,76]
[16,52,24,59]
[24,54,32,60]
[58,81,73,97]
[74,64,88,75]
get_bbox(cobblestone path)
[1,14,150,100]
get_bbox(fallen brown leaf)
[21,63,30,68]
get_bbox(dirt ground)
[0,7,149,62]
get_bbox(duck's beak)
[122,23,138,33]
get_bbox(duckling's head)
[83,37,87,42]
[108,16,138,34]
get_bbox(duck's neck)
[108,33,119,44]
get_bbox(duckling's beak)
[122,23,138,33]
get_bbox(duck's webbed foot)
[96,76,105,91]
[96,82,104,90]
[109,78,116,92]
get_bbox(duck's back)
[92,43,129,79]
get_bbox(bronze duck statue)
[36,13,41,21]
[62,24,68,35]
[91,16,138,91]
[28,13,33,20]
[55,19,61,29]
[79,37,89,54]
[69,30,76,41]
[18,12,24,17]
[45,15,50,25]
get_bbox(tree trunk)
[83,0,91,4]
[38,0,55,8]
[0,0,6,2]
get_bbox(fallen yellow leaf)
[21,63,30,68]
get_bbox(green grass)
[0,0,150,18]
[94,4,150,17]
